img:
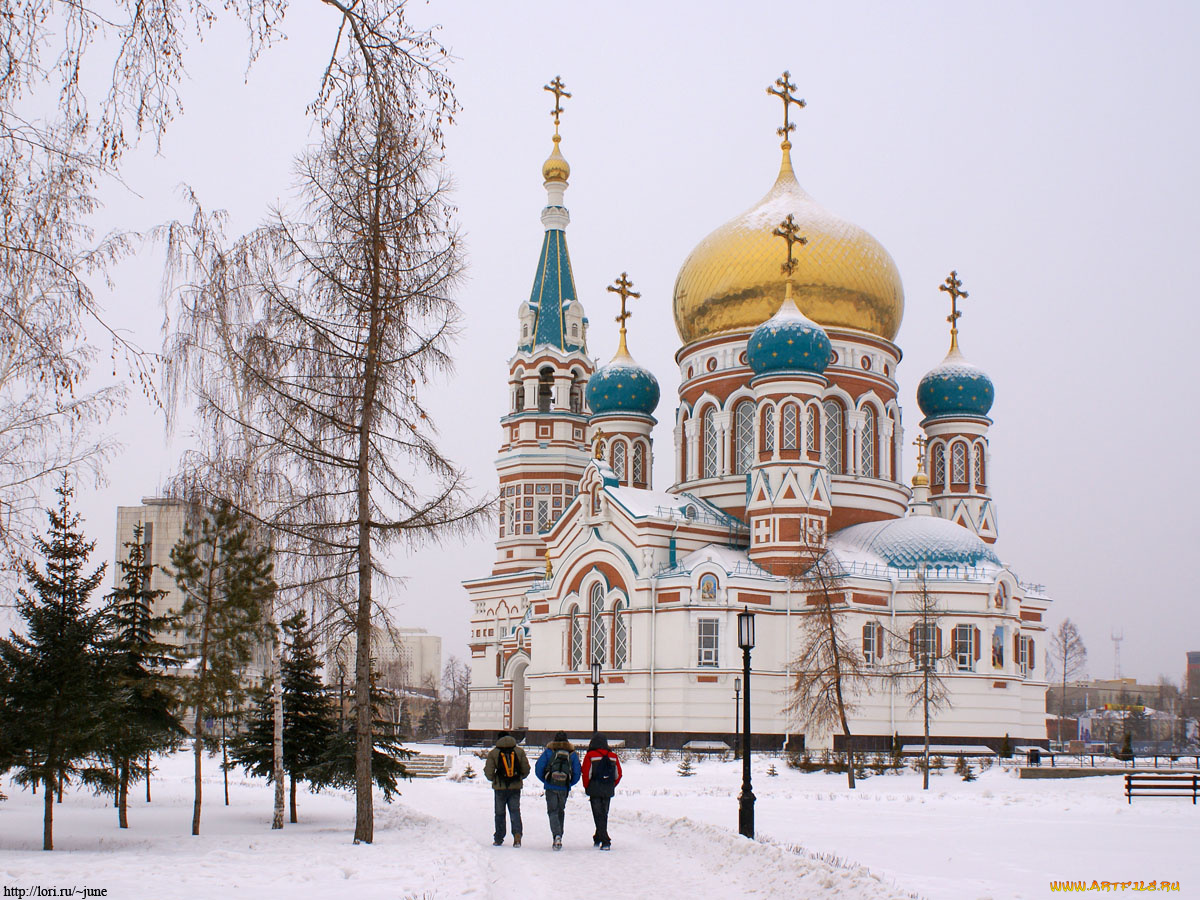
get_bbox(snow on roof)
[605,486,740,529]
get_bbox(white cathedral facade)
[464,79,1050,751]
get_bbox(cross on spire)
[939,270,969,351]
[772,213,809,278]
[592,429,607,460]
[544,76,571,138]
[607,272,641,355]
[767,70,806,145]
[913,434,929,473]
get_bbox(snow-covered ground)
[2,749,1196,899]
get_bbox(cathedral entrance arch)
[506,653,531,731]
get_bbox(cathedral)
[464,75,1050,751]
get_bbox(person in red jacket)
[581,732,623,850]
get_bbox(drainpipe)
[652,522,681,747]
[783,572,792,752]
[888,572,899,737]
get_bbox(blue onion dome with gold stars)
[586,347,660,418]
[747,294,832,376]
[917,345,995,421]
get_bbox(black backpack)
[497,747,517,779]
[547,749,572,786]
[590,754,616,786]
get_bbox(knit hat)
[554,730,568,742]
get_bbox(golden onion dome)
[672,144,904,344]
[542,136,570,183]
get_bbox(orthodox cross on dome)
[772,213,809,278]
[606,272,641,355]
[939,270,969,351]
[592,429,607,459]
[544,76,571,138]
[767,70,806,145]
[913,434,929,474]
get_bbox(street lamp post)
[590,661,602,733]
[737,608,756,839]
[733,676,742,751]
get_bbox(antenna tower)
[1111,629,1124,680]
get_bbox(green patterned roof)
[521,228,584,353]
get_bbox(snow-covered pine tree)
[0,478,107,850]
[170,502,274,835]
[229,611,336,822]
[417,699,442,740]
[98,522,186,828]
[676,755,696,777]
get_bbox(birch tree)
[1049,619,1087,747]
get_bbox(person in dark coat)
[483,731,531,846]
[580,732,623,850]
[534,730,582,850]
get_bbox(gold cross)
[913,434,928,472]
[592,429,607,459]
[544,76,571,137]
[767,70,806,143]
[939,270,969,350]
[772,214,809,277]
[607,272,641,354]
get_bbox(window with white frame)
[862,621,883,664]
[762,403,775,453]
[781,404,798,450]
[823,400,843,474]
[805,404,818,453]
[1019,634,1035,676]
[952,442,968,484]
[932,444,946,487]
[702,410,718,477]
[697,619,719,667]
[974,442,986,487]
[632,443,645,484]
[912,622,938,668]
[590,583,607,665]
[953,624,975,672]
[613,602,628,669]
[537,501,549,533]
[612,441,626,481]
[569,607,583,670]
[860,407,876,477]
[734,401,754,474]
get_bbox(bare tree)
[785,546,866,788]
[442,656,470,738]
[1048,618,1087,748]
[892,566,954,790]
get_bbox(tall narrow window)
[569,607,583,670]
[781,404,798,450]
[762,403,775,453]
[537,367,554,413]
[514,385,525,412]
[734,401,754,474]
[805,404,818,453]
[569,379,583,413]
[613,601,628,669]
[697,619,719,666]
[952,442,968,484]
[590,583,607,666]
[862,621,882,664]
[823,400,843,474]
[932,444,946,487]
[537,501,549,533]
[702,409,718,478]
[974,442,986,487]
[911,623,938,668]
[953,624,976,672]
[612,441,626,482]
[860,407,877,477]
[632,443,645,485]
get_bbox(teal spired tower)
[491,76,596,577]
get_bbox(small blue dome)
[830,516,1001,570]
[747,299,832,376]
[586,353,660,417]
[917,347,994,420]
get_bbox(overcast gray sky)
[66,0,1199,686]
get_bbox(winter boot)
[553,835,562,851]
[600,841,611,851]
[513,834,522,848]
[493,838,504,846]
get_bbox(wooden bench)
[1125,772,1199,804]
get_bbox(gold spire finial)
[939,270,969,352]
[912,434,929,487]
[766,70,806,148]
[592,429,607,459]
[772,213,809,280]
[606,272,641,357]
[544,75,571,140]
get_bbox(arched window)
[537,367,554,413]
[806,404,818,454]
[514,385,525,412]
[823,400,844,474]
[761,403,775,453]
[568,606,583,670]
[734,401,754,474]
[612,600,628,669]
[679,412,689,481]
[952,441,968,484]
[974,442,986,487]
[860,407,877,477]
[781,404,798,450]
[612,441,626,482]
[569,375,583,413]
[702,408,718,478]
[589,583,607,666]
[632,442,646,485]
[932,443,946,487]
[571,323,579,338]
